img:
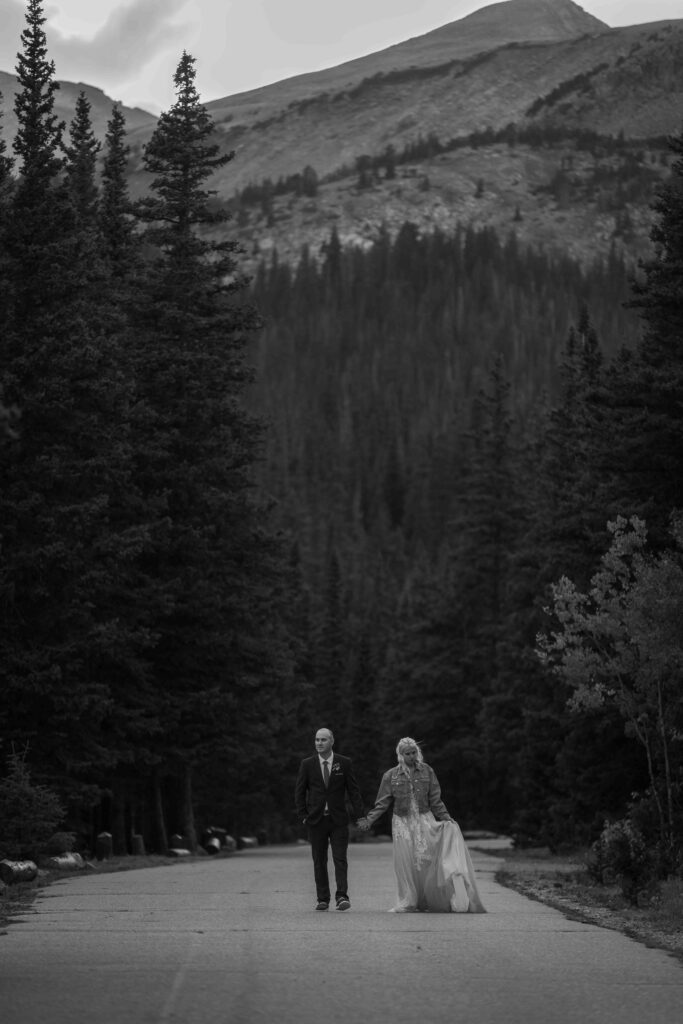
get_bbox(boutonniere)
[331,762,343,774]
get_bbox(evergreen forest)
[1,2,683,879]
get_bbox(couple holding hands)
[294,728,485,914]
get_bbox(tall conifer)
[0,1,141,811]
[0,92,14,342]
[131,52,293,843]
[100,104,138,278]
[8,0,68,333]
[64,91,100,226]
[594,127,683,540]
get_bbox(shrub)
[628,788,683,877]
[589,818,654,904]
[0,751,64,859]
[44,831,77,856]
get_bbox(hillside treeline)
[232,125,670,214]
[249,135,683,866]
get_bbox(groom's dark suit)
[295,753,365,906]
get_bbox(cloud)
[0,0,192,88]
[51,0,192,85]
[261,0,448,46]
[0,1,28,76]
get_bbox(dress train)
[388,799,486,913]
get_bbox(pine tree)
[100,103,138,278]
[7,0,69,334]
[593,126,683,541]
[533,309,608,588]
[0,1,144,814]
[457,357,526,825]
[631,129,683,365]
[0,90,15,348]
[0,94,12,188]
[61,91,110,324]
[313,545,347,732]
[131,52,295,844]
[64,91,100,225]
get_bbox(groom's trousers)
[308,815,349,903]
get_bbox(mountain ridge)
[1,1,682,274]
[198,0,609,128]
[121,18,681,192]
[0,69,156,145]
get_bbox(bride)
[359,737,486,913]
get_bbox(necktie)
[323,760,330,787]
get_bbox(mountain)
[126,0,683,269]
[123,0,610,182]
[0,69,156,146]
[2,0,682,270]
[158,0,675,271]
[204,0,608,131]
[372,0,608,65]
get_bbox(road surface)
[2,840,682,1024]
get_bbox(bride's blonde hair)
[396,737,424,773]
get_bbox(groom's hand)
[356,817,370,832]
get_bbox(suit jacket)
[295,753,365,827]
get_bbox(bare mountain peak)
[412,0,608,54]
[338,0,609,88]
[461,0,608,35]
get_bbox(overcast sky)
[0,0,680,113]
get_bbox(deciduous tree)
[537,515,683,863]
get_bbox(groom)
[295,727,366,911]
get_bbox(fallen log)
[46,852,85,872]
[0,859,38,884]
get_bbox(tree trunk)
[656,678,675,864]
[179,762,198,853]
[151,771,169,855]
[111,779,128,856]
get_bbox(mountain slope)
[0,69,156,148]
[205,17,682,272]
[120,11,682,222]
[197,0,606,129]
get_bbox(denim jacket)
[366,762,450,825]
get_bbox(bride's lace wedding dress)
[390,792,486,913]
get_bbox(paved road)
[2,841,682,1024]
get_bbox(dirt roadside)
[482,844,683,964]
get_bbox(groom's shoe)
[315,901,329,911]
[336,897,351,911]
